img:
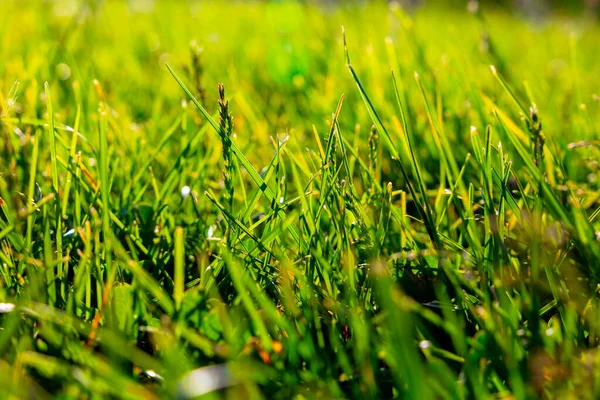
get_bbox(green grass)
[1,0,600,398]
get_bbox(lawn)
[1,0,600,398]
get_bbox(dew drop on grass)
[177,364,235,398]
[63,229,75,238]
[207,225,216,239]
[56,63,71,80]
[0,303,15,313]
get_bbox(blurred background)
[312,0,600,17]
[44,0,600,17]
[394,0,600,15]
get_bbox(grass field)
[1,0,600,398]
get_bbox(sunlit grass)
[1,0,600,398]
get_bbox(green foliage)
[1,0,600,398]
